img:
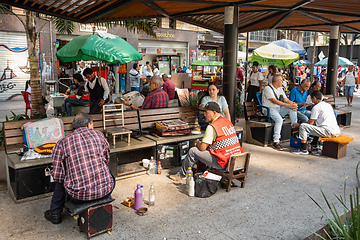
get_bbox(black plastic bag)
[195,173,219,198]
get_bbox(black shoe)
[44,210,62,224]
[272,142,283,151]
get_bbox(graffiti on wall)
[0,61,17,93]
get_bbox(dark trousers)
[50,168,115,215]
[90,99,103,114]
[246,85,260,102]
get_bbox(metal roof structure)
[1,0,360,34]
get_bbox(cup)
[142,159,150,168]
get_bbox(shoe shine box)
[290,138,301,148]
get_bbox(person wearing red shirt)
[162,74,175,100]
[124,75,169,109]
[170,102,244,181]
[44,113,115,224]
[62,73,90,115]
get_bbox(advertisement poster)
[190,50,197,65]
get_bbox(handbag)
[195,173,219,198]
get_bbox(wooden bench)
[323,94,351,127]
[3,115,107,202]
[244,101,292,147]
[3,106,203,201]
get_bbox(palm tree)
[0,4,156,118]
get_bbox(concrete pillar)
[326,25,340,97]
[223,5,238,124]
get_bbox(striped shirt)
[142,88,169,109]
[51,127,115,201]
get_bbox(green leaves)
[6,111,30,121]
[52,17,74,35]
[307,182,360,240]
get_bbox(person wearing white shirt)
[143,64,154,77]
[262,74,298,151]
[343,65,357,106]
[266,65,277,85]
[291,91,340,155]
[245,61,264,102]
[78,61,85,78]
[83,68,110,114]
[153,63,160,76]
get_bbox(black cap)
[199,102,221,113]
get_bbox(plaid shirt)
[51,127,114,201]
[142,88,169,109]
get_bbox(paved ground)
[0,92,359,240]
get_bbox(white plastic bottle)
[186,166,193,189]
[188,177,195,197]
[148,156,155,175]
[149,183,155,206]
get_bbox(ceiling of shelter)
[1,0,360,33]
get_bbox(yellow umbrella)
[250,43,299,68]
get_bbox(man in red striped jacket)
[170,102,244,181]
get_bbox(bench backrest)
[244,102,260,120]
[3,106,199,153]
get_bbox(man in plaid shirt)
[44,113,115,224]
[124,75,169,109]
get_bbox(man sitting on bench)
[262,74,299,151]
[291,91,340,155]
[123,75,169,109]
[169,102,244,181]
[44,113,115,224]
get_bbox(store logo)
[156,32,175,38]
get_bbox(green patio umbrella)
[250,43,299,68]
[56,33,142,64]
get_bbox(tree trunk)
[25,10,45,118]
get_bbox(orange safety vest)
[208,116,244,168]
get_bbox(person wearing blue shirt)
[289,79,311,123]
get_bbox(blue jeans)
[269,106,297,143]
[344,85,355,97]
[62,98,89,115]
[297,110,312,123]
[131,87,141,92]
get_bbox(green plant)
[356,161,360,187]
[235,94,244,118]
[301,180,360,240]
[5,111,30,122]
[181,92,201,107]
[0,111,30,147]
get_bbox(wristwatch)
[129,103,133,107]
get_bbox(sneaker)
[311,150,321,156]
[169,173,186,182]
[44,210,62,224]
[349,102,352,107]
[291,148,309,155]
[272,142,283,151]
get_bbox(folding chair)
[102,104,132,145]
